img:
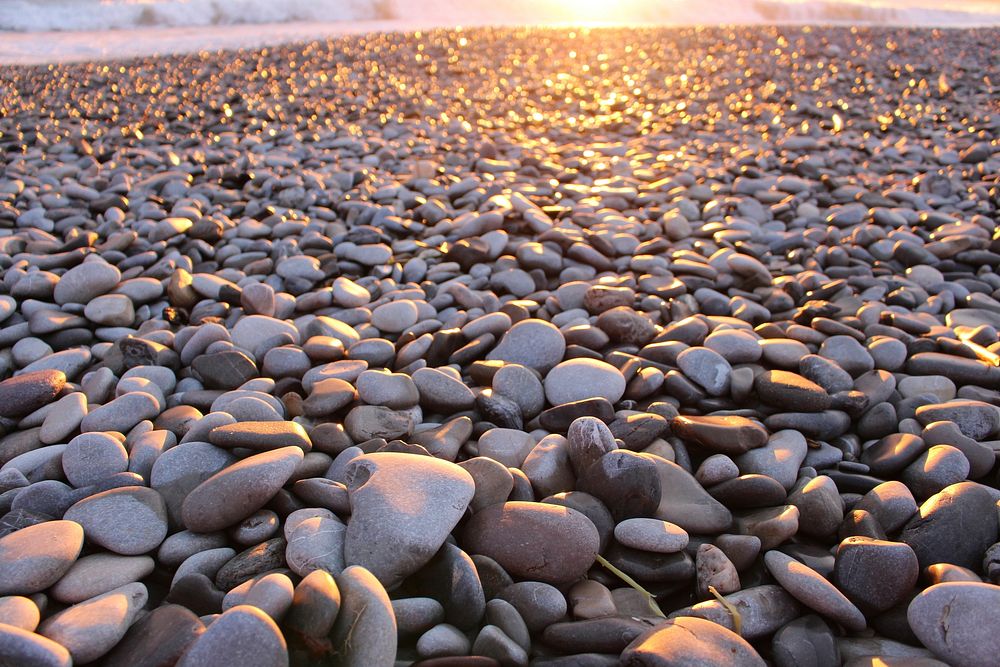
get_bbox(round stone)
[621,615,765,666]
[64,487,168,556]
[0,521,84,595]
[0,623,72,667]
[462,501,599,584]
[614,518,689,553]
[38,583,148,664]
[486,319,566,374]
[54,260,121,305]
[62,432,129,488]
[370,300,419,333]
[343,453,475,588]
[176,605,288,667]
[544,358,626,406]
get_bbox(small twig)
[708,585,742,636]
[595,554,666,618]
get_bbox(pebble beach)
[0,23,999,666]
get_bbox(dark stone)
[576,450,661,521]
[103,604,205,667]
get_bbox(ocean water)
[2,0,999,64]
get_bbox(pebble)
[65,486,168,555]
[900,482,999,570]
[0,596,39,631]
[0,623,72,667]
[907,582,1000,667]
[331,566,396,667]
[50,553,156,604]
[834,537,918,613]
[343,452,474,587]
[764,550,867,632]
[463,501,599,584]
[0,370,66,419]
[544,358,626,406]
[181,446,303,533]
[285,516,346,577]
[176,605,288,667]
[613,518,688,553]
[38,583,148,664]
[486,319,566,373]
[0,520,84,595]
[621,616,765,666]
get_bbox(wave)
[2,0,998,33]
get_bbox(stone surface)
[544,358,626,407]
[907,582,1000,667]
[176,604,288,667]
[621,615,765,666]
[764,550,866,632]
[463,502,600,584]
[182,446,303,532]
[343,452,474,588]
[65,486,168,555]
[38,583,148,664]
[0,520,84,595]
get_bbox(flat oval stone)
[284,570,341,639]
[182,446,304,533]
[344,452,474,588]
[576,450,661,521]
[371,300,419,333]
[670,584,801,640]
[231,315,300,353]
[671,415,768,455]
[915,400,1000,440]
[0,623,72,667]
[486,319,566,374]
[0,520,84,595]
[677,346,732,396]
[0,596,39,631]
[0,370,66,419]
[208,421,311,452]
[908,582,1000,667]
[62,432,129,488]
[331,566,397,667]
[621,615,765,666]
[54,260,121,305]
[38,582,148,664]
[614,518,688,553]
[463,501,599,584]
[764,550,866,632]
[544,358,626,407]
[80,391,160,434]
[756,370,832,412]
[50,553,156,604]
[65,487,168,555]
[176,604,288,667]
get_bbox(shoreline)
[2,19,1000,66]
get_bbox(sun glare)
[551,0,641,25]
